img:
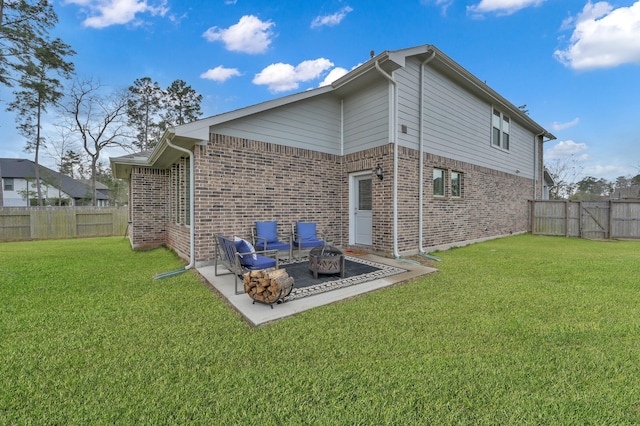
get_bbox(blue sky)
[1,0,639,182]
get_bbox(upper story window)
[492,108,510,150]
[3,178,14,191]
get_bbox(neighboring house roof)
[80,179,109,191]
[543,168,555,187]
[611,186,640,200]
[111,43,555,178]
[0,158,109,200]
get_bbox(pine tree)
[126,77,163,151]
[7,37,74,205]
[162,79,203,127]
[0,0,60,88]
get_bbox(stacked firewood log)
[243,268,294,305]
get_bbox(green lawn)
[1,235,640,424]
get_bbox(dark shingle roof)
[612,186,640,200]
[0,158,108,200]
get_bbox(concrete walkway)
[196,254,438,326]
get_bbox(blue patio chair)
[292,221,324,258]
[252,221,293,260]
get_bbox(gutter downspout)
[374,60,401,258]
[154,136,195,279]
[534,132,556,200]
[534,132,546,200]
[534,133,540,200]
[341,100,344,246]
[418,50,436,257]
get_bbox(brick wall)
[129,167,168,250]
[192,134,344,263]
[341,144,533,254]
[399,148,535,250]
[166,158,191,260]
[343,144,393,254]
[129,136,537,261]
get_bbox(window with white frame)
[451,171,462,198]
[433,168,445,196]
[492,108,510,150]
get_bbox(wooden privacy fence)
[0,207,129,242]
[529,200,640,239]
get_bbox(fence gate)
[579,201,610,239]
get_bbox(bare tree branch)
[61,78,133,205]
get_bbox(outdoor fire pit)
[308,245,345,279]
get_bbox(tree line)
[1,1,202,207]
[545,157,640,200]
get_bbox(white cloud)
[65,0,168,28]
[311,6,353,28]
[421,0,455,15]
[467,0,545,16]
[253,58,334,93]
[318,67,349,86]
[559,1,612,31]
[203,15,275,54]
[551,117,580,131]
[200,66,242,82]
[554,1,640,70]
[545,140,590,160]
[583,164,632,179]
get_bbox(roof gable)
[111,43,554,178]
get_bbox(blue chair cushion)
[296,222,318,243]
[256,221,279,243]
[255,241,290,251]
[234,238,257,265]
[246,254,277,270]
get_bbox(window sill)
[490,144,510,153]
[432,196,465,201]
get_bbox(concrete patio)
[196,253,438,326]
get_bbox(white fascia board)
[387,44,435,66]
[331,51,395,88]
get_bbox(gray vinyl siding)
[343,79,389,155]
[209,95,342,154]
[396,59,422,148]
[395,58,535,178]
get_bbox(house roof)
[111,43,555,179]
[611,186,640,200]
[0,158,109,200]
[543,168,555,186]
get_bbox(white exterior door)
[350,173,373,246]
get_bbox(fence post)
[565,201,569,237]
[529,200,535,234]
[608,200,612,239]
[578,201,583,238]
